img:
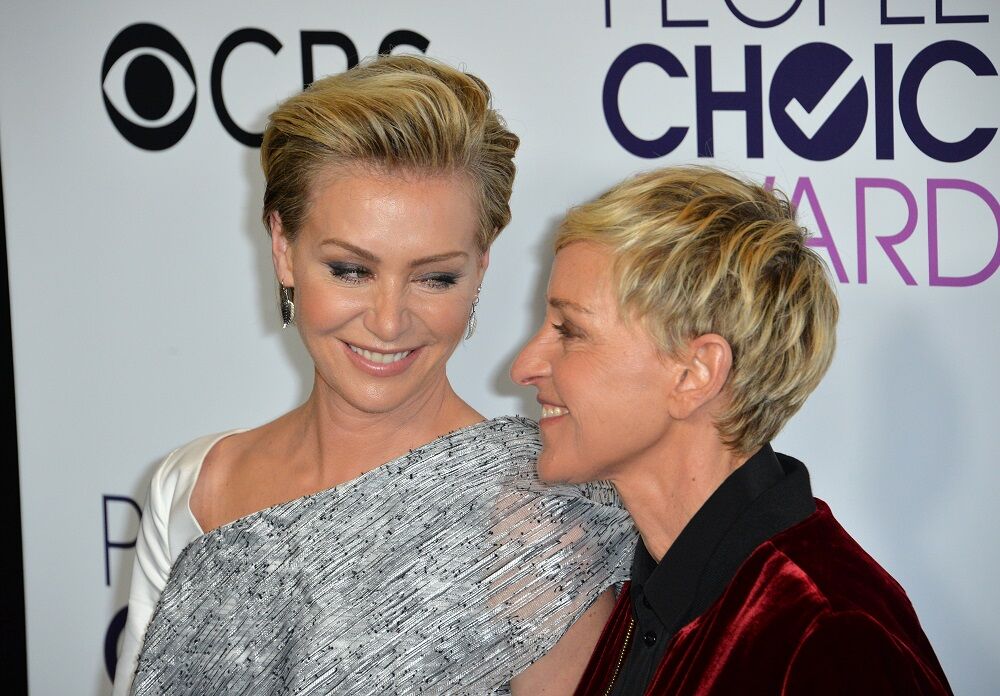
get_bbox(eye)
[551,322,581,339]
[418,273,461,290]
[101,24,197,151]
[327,262,371,284]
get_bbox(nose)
[364,281,412,343]
[510,326,551,386]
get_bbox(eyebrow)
[320,239,469,267]
[549,297,594,315]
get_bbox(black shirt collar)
[630,444,816,634]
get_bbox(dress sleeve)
[783,610,953,695]
[471,433,637,688]
[111,459,177,696]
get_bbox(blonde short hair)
[556,166,838,454]
[260,54,519,251]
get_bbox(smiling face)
[273,168,486,417]
[511,242,682,484]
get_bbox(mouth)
[540,403,569,419]
[343,341,421,377]
[347,344,413,364]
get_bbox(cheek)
[562,355,630,421]
[421,292,474,337]
[557,354,670,471]
[537,358,621,477]
[295,288,362,329]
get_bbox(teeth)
[349,345,412,364]
[541,405,569,418]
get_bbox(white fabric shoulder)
[111,430,244,696]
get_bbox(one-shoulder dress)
[113,416,636,695]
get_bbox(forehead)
[304,168,481,253]
[548,242,617,312]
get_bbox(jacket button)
[643,630,657,646]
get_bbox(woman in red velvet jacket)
[511,166,952,695]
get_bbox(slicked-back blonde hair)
[556,166,838,454]
[260,54,519,251]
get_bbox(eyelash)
[552,322,579,339]
[327,263,370,285]
[420,273,461,290]
[326,263,461,290]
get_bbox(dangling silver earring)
[465,285,481,340]
[279,283,295,328]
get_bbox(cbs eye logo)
[101,23,196,151]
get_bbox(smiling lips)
[348,344,412,364]
[344,341,420,376]
[541,404,569,419]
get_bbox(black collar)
[630,444,816,634]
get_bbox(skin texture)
[191,170,488,532]
[188,171,609,695]
[276,169,486,422]
[512,241,747,561]
[511,242,681,485]
[510,590,616,695]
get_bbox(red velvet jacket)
[575,501,952,695]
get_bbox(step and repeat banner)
[2,1,997,694]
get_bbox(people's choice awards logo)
[770,43,867,161]
[600,3,998,287]
[101,24,197,151]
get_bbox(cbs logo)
[101,23,429,151]
[101,23,196,151]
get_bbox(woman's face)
[274,169,486,417]
[511,242,681,483]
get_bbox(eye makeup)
[326,261,464,291]
[419,272,463,290]
[326,262,371,284]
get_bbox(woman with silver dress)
[112,54,634,695]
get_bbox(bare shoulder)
[188,419,285,532]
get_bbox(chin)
[333,387,413,416]
[536,452,586,484]
[539,446,620,485]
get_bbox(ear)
[477,247,491,282]
[666,333,733,420]
[269,211,294,286]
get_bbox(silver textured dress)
[129,416,635,695]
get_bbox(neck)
[284,370,482,485]
[609,426,749,562]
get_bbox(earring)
[465,285,481,340]
[279,283,295,328]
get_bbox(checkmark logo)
[785,62,865,139]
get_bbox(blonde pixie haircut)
[260,54,519,251]
[556,166,839,455]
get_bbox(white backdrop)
[2,1,997,694]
